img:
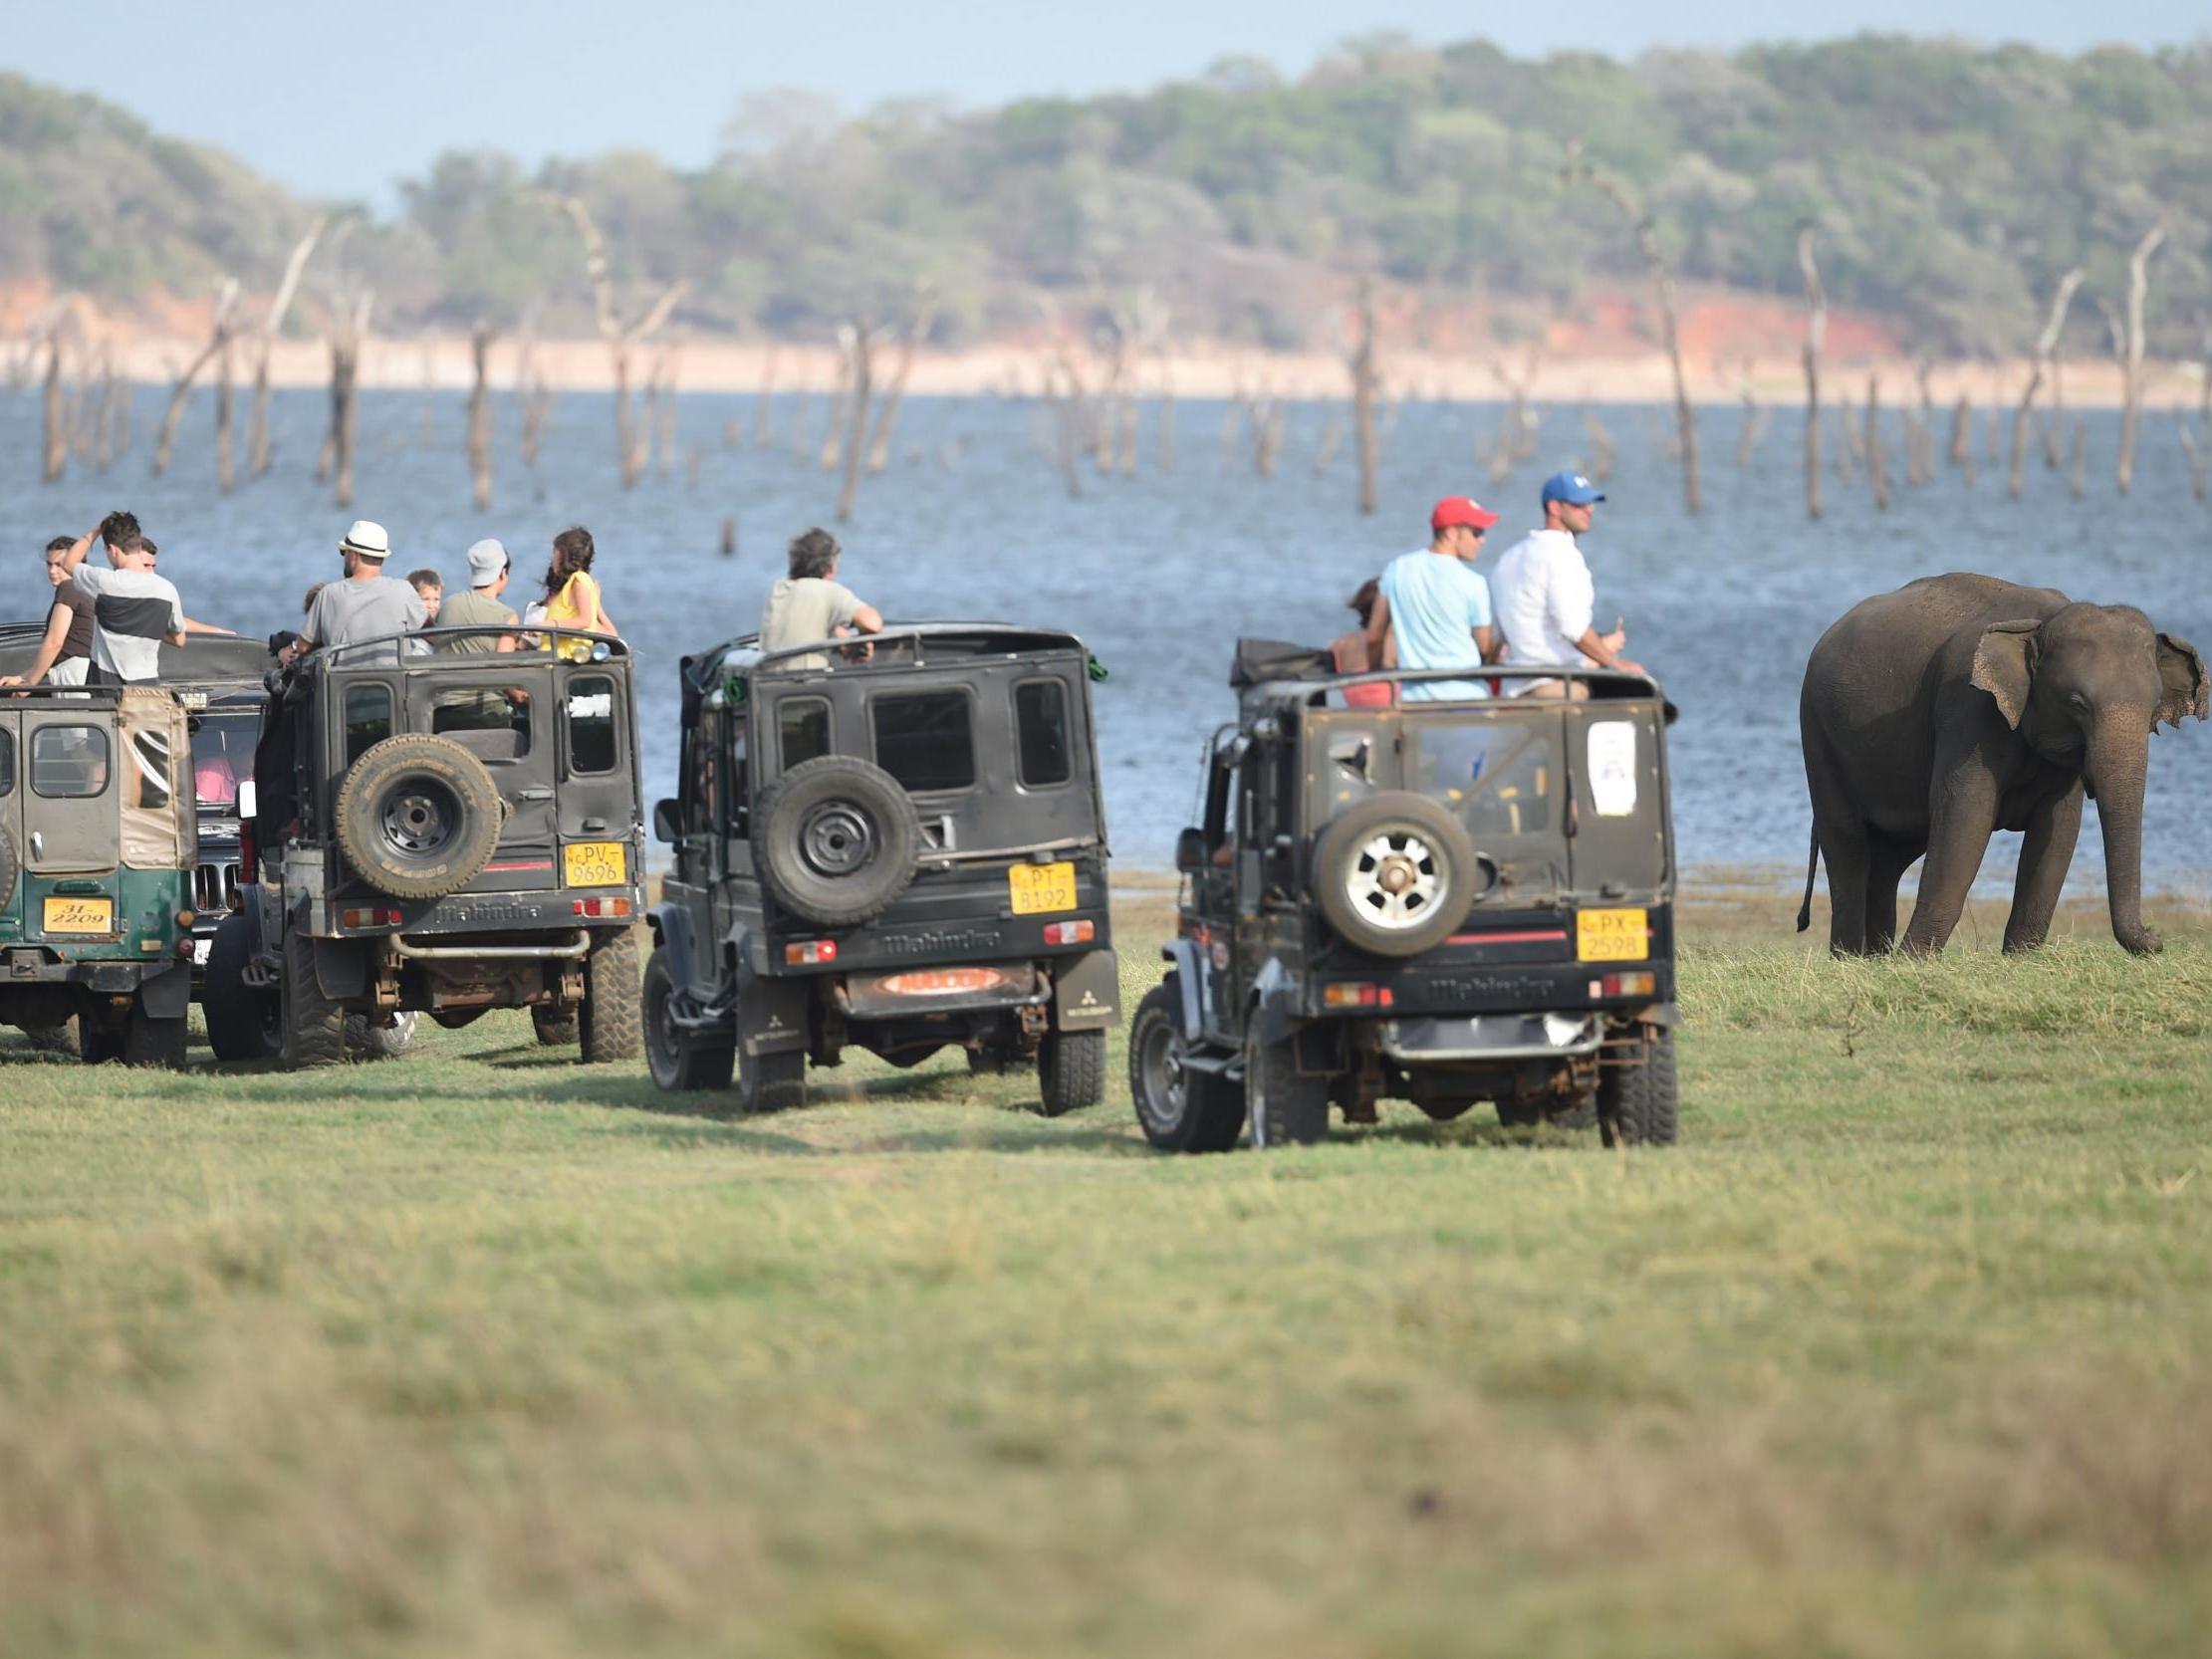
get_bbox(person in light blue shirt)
[1364,496,1501,700]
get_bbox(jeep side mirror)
[1174,827,1208,873]
[236,780,257,821]
[652,798,682,843]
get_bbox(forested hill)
[4,35,2209,355]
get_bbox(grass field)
[3,882,2209,1658]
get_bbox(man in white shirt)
[55,512,186,686]
[1487,471,1643,698]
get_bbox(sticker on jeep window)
[1588,722,1637,817]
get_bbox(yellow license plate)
[1008,861,1078,916]
[1577,907,1649,962]
[44,896,115,935]
[563,841,627,887]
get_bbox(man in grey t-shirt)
[761,528,883,670]
[54,512,186,685]
[301,520,427,663]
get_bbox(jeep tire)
[643,944,734,1092]
[280,927,345,1069]
[1037,1026,1106,1116]
[123,1003,188,1070]
[1312,792,1484,958]
[347,1011,417,1060]
[1244,1025,1329,1148]
[753,755,921,928]
[1129,981,1243,1153]
[1598,1028,1679,1147]
[21,1017,80,1059]
[204,912,280,1063]
[580,926,642,1063]
[531,1007,579,1047]
[334,733,504,902]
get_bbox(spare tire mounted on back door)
[335,733,505,901]
[754,755,921,927]
[1312,791,1495,957]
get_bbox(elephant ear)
[1969,619,2040,730]
[2156,632,2210,729]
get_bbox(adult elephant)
[1799,574,2206,957]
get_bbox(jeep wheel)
[334,733,504,902]
[735,1048,806,1115]
[531,1007,579,1047]
[79,1014,124,1066]
[644,945,734,1092]
[347,1012,417,1061]
[1313,792,1486,958]
[1129,981,1242,1153]
[0,824,20,913]
[1598,1029,1679,1147]
[581,927,643,1063]
[123,1005,188,1070]
[1037,1027,1106,1116]
[753,756,921,928]
[1244,1025,1329,1148]
[204,912,280,1063]
[280,928,345,1069]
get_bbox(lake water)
[3,385,2205,894]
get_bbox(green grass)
[3,893,2210,1658]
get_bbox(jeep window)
[779,697,831,770]
[430,687,530,758]
[1413,724,1553,836]
[0,728,14,796]
[344,683,393,767]
[1014,679,1072,788]
[190,711,255,806]
[32,726,110,798]
[565,675,617,774]
[129,730,173,812]
[873,691,974,793]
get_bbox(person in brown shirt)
[2,535,99,692]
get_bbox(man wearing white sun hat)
[299,520,427,664]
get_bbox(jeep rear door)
[21,705,123,940]
[406,662,560,892]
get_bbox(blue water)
[3,385,2205,894]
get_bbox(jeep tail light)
[238,819,256,875]
[880,967,1006,995]
[786,939,838,966]
[572,896,633,919]
[1324,982,1393,1009]
[1594,971,1658,998]
[342,907,403,929]
[1042,920,1095,946]
[174,937,195,958]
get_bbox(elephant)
[1798,573,2207,957]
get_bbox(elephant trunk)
[2087,721,2159,955]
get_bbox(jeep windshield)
[190,707,258,812]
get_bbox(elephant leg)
[1901,759,2000,955]
[1863,831,1925,955]
[1819,822,1872,955]
[2003,785,2085,954]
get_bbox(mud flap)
[137,959,192,1020]
[648,901,702,996]
[1252,957,1298,1046]
[735,959,810,1057]
[310,934,369,1001]
[1161,940,1208,1041]
[1050,948,1119,1030]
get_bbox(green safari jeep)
[0,685,197,1066]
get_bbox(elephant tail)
[1796,828,1819,933]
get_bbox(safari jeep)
[0,684,196,1067]
[205,627,646,1067]
[1129,643,1679,1151]
[646,624,1118,1115]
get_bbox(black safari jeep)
[0,683,197,1066]
[646,624,1118,1115]
[1130,644,1679,1151]
[204,626,646,1067]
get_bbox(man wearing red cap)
[1363,496,1501,701]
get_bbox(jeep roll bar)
[305,627,631,670]
[693,622,1091,684]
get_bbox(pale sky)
[8,0,2205,204]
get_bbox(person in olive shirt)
[433,539,525,728]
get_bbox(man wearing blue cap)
[1488,471,1642,697]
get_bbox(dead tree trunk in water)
[323,293,372,509]
[1949,394,1975,486]
[1798,228,1825,519]
[865,288,935,474]
[152,279,240,476]
[1567,151,1700,514]
[467,322,496,510]
[2009,267,2085,500]
[214,336,236,493]
[1864,374,1889,511]
[1348,277,1379,516]
[41,335,67,482]
[247,216,329,481]
[2114,225,2165,495]
[542,194,685,489]
[836,322,878,523]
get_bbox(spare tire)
[335,733,504,901]
[0,825,18,914]
[754,755,921,927]
[1312,792,1488,957]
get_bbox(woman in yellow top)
[537,525,617,659]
